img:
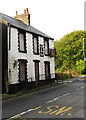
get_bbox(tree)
[54,30,86,74]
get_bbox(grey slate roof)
[0,13,54,40]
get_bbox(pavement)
[2,75,86,119]
[2,76,86,101]
[2,81,63,101]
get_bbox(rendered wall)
[8,27,55,85]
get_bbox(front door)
[35,62,39,87]
[19,60,27,82]
[45,62,50,80]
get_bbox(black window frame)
[44,38,49,56]
[18,30,27,53]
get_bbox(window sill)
[34,53,39,55]
[45,54,50,56]
[19,50,27,53]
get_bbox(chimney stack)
[14,8,30,25]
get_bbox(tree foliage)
[54,30,86,74]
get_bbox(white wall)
[8,27,19,84]
[49,39,55,78]
[8,27,55,85]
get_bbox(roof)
[0,13,54,40]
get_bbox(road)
[2,77,86,119]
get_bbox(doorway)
[34,61,39,87]
[45,61,50,80]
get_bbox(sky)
[0,0,85,40]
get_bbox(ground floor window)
[19,60,27,82]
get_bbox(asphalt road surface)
[2,77,86,119]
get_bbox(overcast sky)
[0,0,85,40]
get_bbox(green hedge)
[55,73,72,80]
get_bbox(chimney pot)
[24,9,26,14]
[26,8,28,13]
[16,11,18,15]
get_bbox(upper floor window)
[40,44,44,57]
[18,30,26,53]
[44,38,49,56]
[33,35,39,54]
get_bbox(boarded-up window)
[18,31,26,52]
[19,60,27,82]
[33,35,39,54]
[44,39,49,55]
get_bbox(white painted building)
[0,8,55,93]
